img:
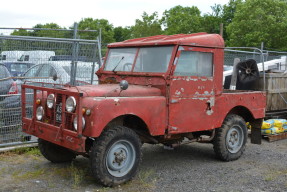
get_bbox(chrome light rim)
[66,96,76,112]
[47,94,55,109]
[36,106,44,121]
[73,116,85,131]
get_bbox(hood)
[64,84,162,97]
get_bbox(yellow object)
[261,121,272,129]
[246,122,251,129]
[262,127,277,135]
[273,120,283,128]
[277,119,287,126]
[275,127,285,133]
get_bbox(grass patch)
[123,169,157,191]
[50,162,87,188]
[264,169,287,181]
[70,162,85,188]
[15,168,46,180]
[10,147,41,156]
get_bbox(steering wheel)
[123,63,132,71]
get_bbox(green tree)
[11,23,69,38]
[78,18,115,44]
[130,12,163,38]
[113,26,132,42]
[221,0,243,40]
[161,5,202,34]
[201,4,223,34]
[227,0,287,49]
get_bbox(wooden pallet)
[262,132,287,142]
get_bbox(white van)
[18,51,55,63]
[0,51,24,62]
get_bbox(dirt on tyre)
[213,114,248,161]
[38,138,76,163]
[90,126,142,187]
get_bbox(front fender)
[82,96,167,137]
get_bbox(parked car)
[49,55,87,62]
[0,64,20,126]
[0,64,18,99]
[2,62,35,77]
[22,61,99,85]
[18,50,55,63]
[0,51,24,62]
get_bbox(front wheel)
[90,126,142,187]
[213,114,247,161]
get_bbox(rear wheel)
[90,126,142,187]
[213,114,247,161]
[38,139,76,163]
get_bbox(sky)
[0,0,230,29]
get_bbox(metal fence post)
[261,42,266,91]
[70,22,79,86]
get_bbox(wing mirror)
[52,74,58,81]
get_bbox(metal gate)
[0,25,102,147]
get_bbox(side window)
[38,64,53,77]
[24,65,42,77]
[0,65,8,78]
[24,55,29,61]
[174,51,213,77]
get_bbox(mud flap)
[250,118,263,144]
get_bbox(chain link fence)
[1,28,287,148]
[0,25,101,147]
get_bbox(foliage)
[11,23,70,38]
[77,18,115,44]
[227,0,287,49]
[221,0,243,40]
[161,5,202,34]
[130,12,163,38]
[201,4,224,34]
[7,1,287,51]
[113,26,132,42]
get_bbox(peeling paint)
[175,90,181,95]
[114,98,120,102]
[206,109,214,115]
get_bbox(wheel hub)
[106,140,136,177]
[226,126,244,153]
[114,150,127,165]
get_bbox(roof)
[108,33,225,48]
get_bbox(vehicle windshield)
[62,66,95,78]
[10,63,30,72]
[104,46,174,73]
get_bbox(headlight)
[36,106,44,121]
[66,96,76,112]
[73,116,85,131]
[47,94,55,109]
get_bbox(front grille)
[43,93,74,130]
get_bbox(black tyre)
[213,114,247,161]
[38,139,76,163]
[90,126,142,187]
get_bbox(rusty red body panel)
[21,33,266,153]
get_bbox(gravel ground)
[0,137,286,192]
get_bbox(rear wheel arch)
[228,106,255,123]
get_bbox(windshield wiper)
[112,56,124,73]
